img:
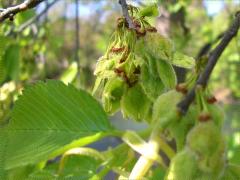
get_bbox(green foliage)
[121,84,152,121]
[186,121,223,157]
[166,148,198,180]
[221,164,240,180]
[102,76,126,114]
[140,63,165,101]
[172,51,195,69]
[59,155,102,179]
[139,4,159,17]
[0,35,9,84]
[14,10,35,27]
[0,1,239,180]
[3,45,20,81]
[152,90,182,126]
[137,33,174,61]
[93,5,193,123]
[156,59,177,89]
[60,62,78,84]
[1,80,113,171]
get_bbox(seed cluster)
[93,5,177,121]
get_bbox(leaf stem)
[129,125,166,179]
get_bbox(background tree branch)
[16,0,59,33]
[177,12,240,115]
[0,0,44,22]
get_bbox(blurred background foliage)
[0,0,239,167]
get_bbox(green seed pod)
[168,106,196,151]
[194,173,220,180]
[207,104,225,129]
[102,77,126,114]
[121,84,152,122]
[165,148,198,180]
[203,140,226,176]
[94,56,116,76]
[186,121,223,157]
[152,90,182,128]
[221,164,240,180]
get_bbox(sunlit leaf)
[1,80,113,170]
[3,45,20,80]
[140,63,165,101]
[0,36,9,83]
[156,60,177,89]
[139,4,159,17]
[172,52,195,69]
[60,62,78,84]
[58,156,101,180]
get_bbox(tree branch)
[177,12,240,115]
[75,0,80,69]
[0,0,44,23]
[16,0,59,33]
[119,0,135,29]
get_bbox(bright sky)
[38,0,239,19]
[203,0,225,16]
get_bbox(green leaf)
[1,80,113,170]
[6,165,35,180]
[26,170,56,180]
[0,36,9,83]
[221,164,240,179]
[149,167,166,180]
[58,156,101,180]
[3,44,20,80]
[0,130,7,179]
[104,144,135,168]
[15,10,35,27]
[152,90,182,127]
[145,33,174,61]
[172,52,195,69]
[139,4,159,17]
[156,60,177,89]
[140,63,165,101]
[58,148,104,179]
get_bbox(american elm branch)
[16,0,59,33]
[177,12,240,115]
[119,0,135,29]
[0,0,44,23]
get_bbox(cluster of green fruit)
[153,80,239,179]
[93,4,194,122]
[93,3,239,179]
[153,89,225,179]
